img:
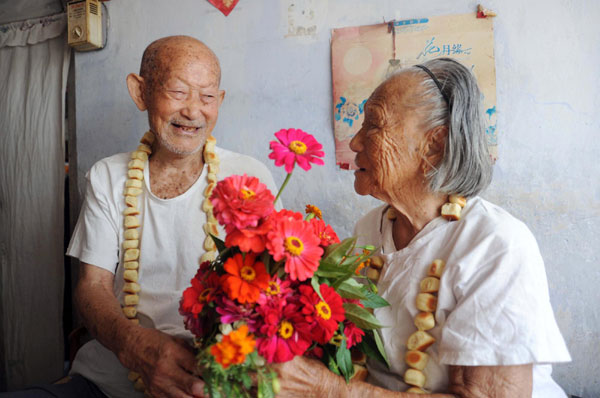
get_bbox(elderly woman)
[274,58,570,397]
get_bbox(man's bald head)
[139,36,221,94]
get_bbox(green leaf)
[360,289,390,309]
[373,330,390,367]
[356,330,390,368]
[210,234,227,254]
[315,263,352,279]
[343,303,384,330]
[311,276,325,301]
[336,339,355,383]
[260,251,272,274]
[336,278,368,300]
[322,237,356,265]
[241,371,252,389]
[325,353,341,376]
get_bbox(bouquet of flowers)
[179,129,389,397]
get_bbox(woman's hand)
[271,355,348,398]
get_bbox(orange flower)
[210,325,256,369]
[221,253,269,303]
[305,204,322,220]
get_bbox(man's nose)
[180,96,205,121]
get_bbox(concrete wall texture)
[72,1,600,396]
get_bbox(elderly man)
[18,36,275,398]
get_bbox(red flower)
[269,128,325,173]
[309,218,340,247]
[180,272,221,317]
[275,209,304,221]
[342,299,364,348]
[297,284,345,344]
[343,321,365,349]
[210,174,275,231]
[225,217,272,253]
[266,214,323,282]
[256,299,311,363]
[221,253,270,304]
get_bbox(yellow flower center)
[240,265,256,282]
[198,287,214,303]
[284,236,304,256]
[316,300,332,320]
[266,281,281,296]
[240,188,255,200]
[289,140,307,154]
[279,321,294,339]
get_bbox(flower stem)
[274,172,293,203]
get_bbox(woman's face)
[349,73,427,202]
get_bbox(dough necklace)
[367,194,467,394]
[120,130,221,391]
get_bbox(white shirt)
[67,147,278,398]
[355,197,571,397]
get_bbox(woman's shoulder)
[459,196,538,250]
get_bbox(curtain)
[0,13,70,390]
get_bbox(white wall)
[72,1,600,396]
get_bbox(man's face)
[349,74,425,202]
[144,53,224,157]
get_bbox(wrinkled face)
[349,74,426,201]
[145,51,223,156]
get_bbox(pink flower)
[256,298,311,363]
[266,214,323,281]
[309,218,340,247]
[216,296,260,332]
[269,128,325,173]
[257,275,293,306]
[210,174,275,231]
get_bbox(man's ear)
[126,73,147,111]
[217,89,226,107]
[421,125,448,174]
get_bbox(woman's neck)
[388,188,447,250]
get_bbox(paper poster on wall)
[331,13,497,169]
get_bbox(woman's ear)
[126,73,147,111]
[421,125,448,175]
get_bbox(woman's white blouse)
[354,197,570,397]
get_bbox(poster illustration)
[331,13,497,169]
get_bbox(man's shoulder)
[215,147,273,177]
[85,152,132,187]
[89,152,131,174]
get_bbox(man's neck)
[148,146,205,199]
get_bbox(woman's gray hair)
[396,57,492,197]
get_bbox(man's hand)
[75,262,206,398]
[119,327,205,398]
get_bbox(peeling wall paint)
[72,1,600,396]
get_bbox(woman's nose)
[349,128,364,153]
